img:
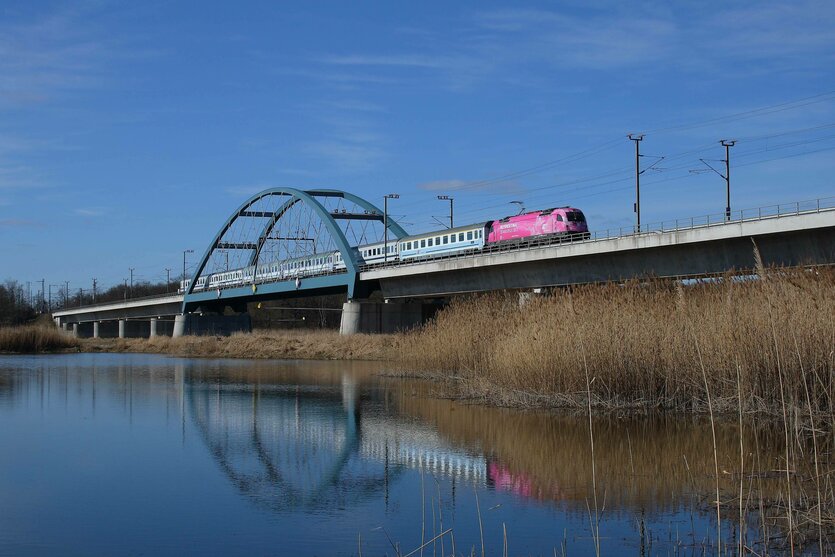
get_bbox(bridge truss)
[184,188,407,312]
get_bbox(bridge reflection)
[185,362,487,512]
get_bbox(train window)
[420,239,426,248]
[428,238,433,246]
[467,231,473,240]
[475,230,481,239]
[458,233,464,241]
[556,214,564,222]
[442,235,448,244]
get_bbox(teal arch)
[183,188,407,306]
[247,189,407,266]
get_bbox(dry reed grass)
[0,325,79,353]
[399,268,835,416]
[81,329,399,361]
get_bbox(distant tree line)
[0,279,180,326]
[0,281,36,326]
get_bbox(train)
[180,206,588,293]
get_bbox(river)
[0,353,789,556]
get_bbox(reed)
[0,325,79,353]
[82,329,399,361]
[398,267,835,417]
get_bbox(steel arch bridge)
[183,188,407,313]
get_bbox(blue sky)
[2,1,834,293]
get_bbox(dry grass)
[399,268,835,416]
[81,329,400,361]
[0,324,79,353]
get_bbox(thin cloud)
[302,140,385,173]
[0,9,107,108]
[417,178,526,195]
[0,218,40,228]
[73,207,107,217]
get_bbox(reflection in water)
[0,354,813,556]
[395,387,790,511]
[185,361,488,513]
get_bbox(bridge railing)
[53,291,184,314]
[360,195,835,271]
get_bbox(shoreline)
[2,267,832,417]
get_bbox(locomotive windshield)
[565,211,585,222]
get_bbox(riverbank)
[6,267,833,416]
[0,325,79,353]
[81,329,399,361]
[400,267,835,416]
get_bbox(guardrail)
[53,292,184,314]
[360,195,835,272]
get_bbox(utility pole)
[40,279,45,313]
[694,140,736,222]
[721,140,735,221]
[165,268,172,293]
[627,134,665,233]
[183,249,194,289]
[628,134,643,232]
[48,284,53,313]
[383,194,399,263]
[129,268,135,298]
[92,278,97,303]
[64,281,69,307]
[437,195,454,228]
[123,279,128,301]
[78,288,83,307]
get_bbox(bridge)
[53,192,835,337]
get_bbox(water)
[0,353,779,556]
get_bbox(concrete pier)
[93,322,100,338]
[339,300,436,335]
[172,313,250,337]
[72,323,78,337]
[118,319,126,339]
[150,318,158,338]
[173,315,186,338]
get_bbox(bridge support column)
[61,322,68,332]
[118,320,126,339]
[72,323,79,337]
[149,318,158,338]
[339,299,439,335]
[93,322,100,338]
[172,315,186,338]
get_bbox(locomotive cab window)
[556,214,564,222]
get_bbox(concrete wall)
[176,313,252,336]
[370,226,835,298]
[340,301,439,334]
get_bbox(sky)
[1,0,834,295]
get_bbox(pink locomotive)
[487,207,588,243]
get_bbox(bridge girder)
[183,187,407,312]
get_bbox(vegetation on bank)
[400,267,835,415]
[82,330,398,361]
[0,324,79,353]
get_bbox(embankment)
[0,325,80,353]
[82,330,399,361]
[399,267,835,415]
